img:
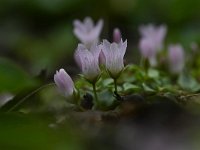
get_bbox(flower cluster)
[139,24,185,74]
[54,17,188,110]
[54,17,127,107]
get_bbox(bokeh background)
[1,0,200,79]
[0,0,200,149]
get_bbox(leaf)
[178,73,200,92]
[147,68,159,78]
[123,82,141,92]
[142,83,156,93]
[102,78,113,87]
[0,85,42,112]
[98,90,117,110]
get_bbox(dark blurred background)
[0,0,200,93]
[0,1,200,149]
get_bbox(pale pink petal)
[118,39,127,57]
[102,40,111,57]
[102,39,127,78]
[84,17,94,32]
[74,44,87,68]
[73,20,86,33]
[73,17,103,47]
[54,69,74,97]
[73,28,86,44]
[74,44,101,82]
[139,38,156,59]
[92,19,103,38]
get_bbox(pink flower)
[73,17,103,48]
[74,43,101,83]
[113,28,122,43]
[102,39,127,78]
[168,44,185,74]
[54,69,75,97]
[139,37,157,66]
[139,24,167,50]
[139,24,167,66]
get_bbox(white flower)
[73,17,103,48]
[74,43,101,83]
[54,69,75,97]
[168,44,185,74]
[102,39,127,78]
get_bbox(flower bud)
[54,69,75,97]
[113,28,121,43]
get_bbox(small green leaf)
[98,90,116,110]
[178,73,200,92]
[102,78,113,87]
[142,83,156,93]
[148,68,159,78]
[123,82,141,92]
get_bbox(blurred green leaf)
[123,82,141,92]
[0,58,36,93]
[102,78,113,87]
[178,73,200,92]
[142,83,156,93]
[147,68,159,79]
[0,114,82,150]
[98,90,117,110]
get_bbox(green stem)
[140,56,145,67]
[144,58,149,77]
[7,83,55,113]
[113,78,118,94]
[92,82,98,106]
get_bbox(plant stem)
[7,83,55,113]
[140,56,145,67]
[113,78,118,94]
[144,58,149,77]
[92,82,98,106]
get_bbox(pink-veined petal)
[54,69,74,97]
